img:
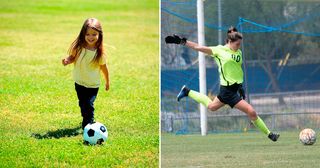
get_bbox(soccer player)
[165,27,279,141]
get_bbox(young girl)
[165,27,280,142]
[62,18,110,129]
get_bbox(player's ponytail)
[226,26,242,43]
[227,26,238,34]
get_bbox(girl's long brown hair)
[68,18,104,65]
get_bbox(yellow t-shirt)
[73,49,106,88]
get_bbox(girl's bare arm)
[100,64,110,91]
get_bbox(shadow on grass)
[31,126,82,139]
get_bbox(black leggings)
[75,83,99,126]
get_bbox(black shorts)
[217,83,243,108]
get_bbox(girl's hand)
[105,82,110,91]
[62,58,71,66]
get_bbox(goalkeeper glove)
[165,34,187,45]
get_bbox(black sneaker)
[268,132,280,142]
[177,85,190,101]
[82,118,95,130]
[81,121,87,130]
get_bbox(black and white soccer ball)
[83,122,108,145]
[299,128,316,145]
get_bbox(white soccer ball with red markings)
[83,122,108,145]
[299,128,316,145]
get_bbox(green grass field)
[0,0,158,167]
[161,132,320,168]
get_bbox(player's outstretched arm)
[165,34,213,55]
[185,40,213,55]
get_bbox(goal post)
[197,0,207,136]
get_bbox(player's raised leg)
[177,85,225,111]
[234,100,280,142]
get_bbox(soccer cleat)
[177,85,190,101]
[268,132,280,142]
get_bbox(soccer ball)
[83,122,108,145]
[299,128,316,145]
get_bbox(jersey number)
[232,54,241,62]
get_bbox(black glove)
[238,85,246,100]
[165,34,187,45]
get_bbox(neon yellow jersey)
[210,45,243,86]
[73,49,106,88]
